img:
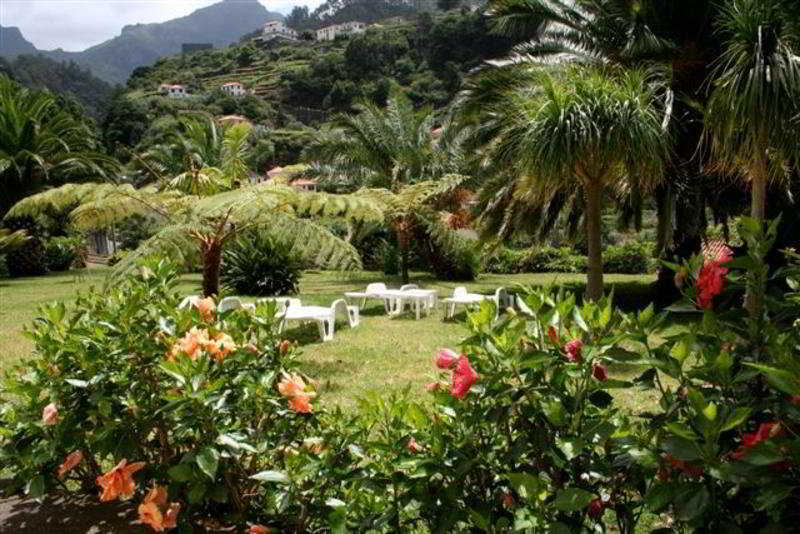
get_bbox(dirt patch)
[0,494,144,533]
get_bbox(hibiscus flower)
[435,348,459,370]
[592,362,609,381]
[732,422,782,459]
[42,403,59,426]
[193,297,216,321]
[587,498,605,519]
[451,356,479,399]
[57,451,84,478]
[206,332,237,362]
[96,459,146,501]
[695,246,733,310]
[138,486,180,532]
[565,339,584,363]
[289,394,314,413]
[249,526,271,534]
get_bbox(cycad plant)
[467,66,668,299]
[0,75,117,218]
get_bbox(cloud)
[0,0,325,51]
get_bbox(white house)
[315,21,366,41]
[159,84,188,98]
[262,20,298,41]
[220,81,246,97]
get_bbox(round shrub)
[221,231,301,296]
[6,237,48,277]
[44,236,84,271]
[602,240,653,274]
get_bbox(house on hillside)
[217,115,251,126]
[159,84,188,98]
[220,81,246,97]
[260,20,298,42]
[315,21,366,41]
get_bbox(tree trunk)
[202,240,223,297]
[585,178,604,301]
[400,247,410,285]
[745,156,768,318]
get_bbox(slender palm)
[471,67,668,299]
[0,75,117,217]
[705,0,800,222]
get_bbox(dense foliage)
[221,231,302,296]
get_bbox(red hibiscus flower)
[451,356,479,399]
[435,348,459,370]
[547,326,559,345]
[587,498,605,519]
[592,362,609,381]
[695,247,733,310]
[564,339,584,363]
[732,422,782,459]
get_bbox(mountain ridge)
[0,1,283,84]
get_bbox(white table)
[380,289,438,320]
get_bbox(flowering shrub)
[0,259,325,531]
[617,218,800,531]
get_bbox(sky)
[1,0,326,51]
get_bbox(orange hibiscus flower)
[249,525,271,534]
[57,450,84,478]
[96,459,146,501]
[42,403,59,425]
[193,297,216,321]
[138,485,180,532]
[277,372,309,398]
[206,332,237,362]
[172,327,210,360]
[289,394,313,413]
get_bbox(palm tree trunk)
[745,156,768,317]
[202,240,223,297]
[585,178,604,301]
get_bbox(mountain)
[0,54,114,119]
[0,26,38,56]
[0,0,283,84]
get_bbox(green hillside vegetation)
[123,10,512,120]
[0,54,114,118]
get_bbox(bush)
[44,236,85,271]
[524,246,587,273]
[221,231,301,296]
[602,240,653,274]
[0,259,326,531]
[6,237,48,277]
[483,247,527,274]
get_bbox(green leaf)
[251,470,290,483]
[167,464,194,482]
[702,402,718,421]
[552,487,594,512]
[505,473,540,504]
[645,481,680,511]
[25,475,45,499]
[721,408,752,432]
[556,438,583,461]
[196,447,220,480]
[674,485,709,521]
[663,436,702,461]
[744,363,800,395]
[187,483,206,504]
[64,378,88,388]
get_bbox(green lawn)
[0,268,657,408]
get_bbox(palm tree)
[0,75,117,218]
[467,67,668,299]
[304,92,473,283]
[0,229,28,253]
[704,0,800,316]
[705,0,800,222]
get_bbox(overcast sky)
[1,0,325,51]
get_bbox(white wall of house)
[315,21,366,41]
[221,83,246,97]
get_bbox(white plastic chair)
[278,299,359,342]
[400,284,419,291]
[344,282,388,310]
[441,286,486,319]
[218,297,243,312]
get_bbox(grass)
[0,268,656,409]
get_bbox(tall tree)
[464,67,668,299]
[705,0,800,316]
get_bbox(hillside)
[0,0,283,84]
[0,26,37,56]
[0,54,114,118]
